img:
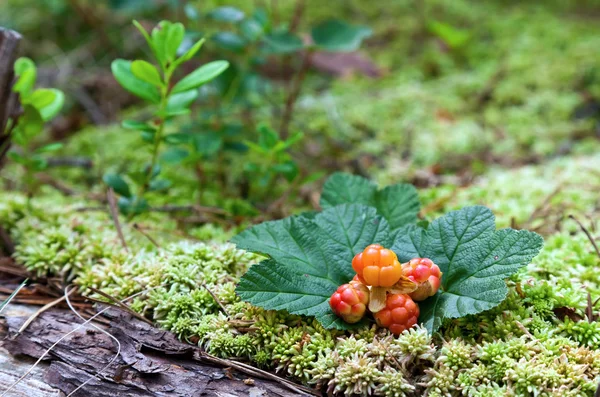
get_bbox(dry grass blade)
[202,283,229,317]
[87,286,153,326]
[107,187,129,252]
[200,353,318,396]
[569,215,600,259]
[0,279,27,314]
[63,285,122,397]
[132,223,161,248]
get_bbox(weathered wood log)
[0,27,22,170]
[1,305,309,396]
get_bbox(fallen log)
[1,305,309,396]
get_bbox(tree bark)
[1,305,310,396]
[0,27,22,170]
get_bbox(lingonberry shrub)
[106,20,229,216]
[6,57,65,200]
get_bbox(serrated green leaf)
[111,59,161,103]
[392,206,544,333]
[131,60,163,87]
[103,173,132,198]
[172,61,230,94]
[320,173,420,230]
[233,204,391,329]
[311,19,372,52]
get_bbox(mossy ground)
[2,0,600,395]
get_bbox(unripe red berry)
[402,258,442,301]
[329,281,370,324]
[373,293,419,335]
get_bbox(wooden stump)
[0,27,22,170]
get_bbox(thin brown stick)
[87,287,153,326]
[569,215,600,259]
[202,283,229,317]
[200,353,317,396]
[132,223,161,248]
[17,288,75,335]
[280,50,312,139]
[106,188,129,252]
[523,186,562,227]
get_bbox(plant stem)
[280,49,312,139]
[136,72,172,202]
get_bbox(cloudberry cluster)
[330,244,443,334]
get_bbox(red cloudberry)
[373,293,419,335]
[329,281,370,324]
[402,257,442,301]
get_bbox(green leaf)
[111,59,161,103]
[122,120,156,132]
[103,173,132,198]
[166,89,198,113]
[427,20,471,49]
[149,178,172,192]
[160,147,189,164]
[257,124,279,149]
[194,131,223,156]
[133,20,160,61]
[207,6,245,23]
[392,206,544,333]
[171,61,229,94]
[131,60,163,87]
[240,19,264,41]
[273,161,299,182]
[118,195,149,216]
[151,21,185,65]
[311,19,372,52]
[233,204,391,329]
[7,151,26,165]
[176,38,205,64]
[211,32,246,52]
[164,132,192,144]
[35,143,63,153]
[13,57,37,96]
[14,105,44,143]
[263,32,304,54]
[320,173,420,230]
[29,89,64,121]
